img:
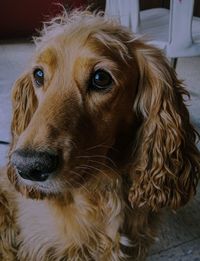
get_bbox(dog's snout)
[11,149,59,182]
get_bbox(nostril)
[11,149,59,182]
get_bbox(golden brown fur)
[0,11,200,260]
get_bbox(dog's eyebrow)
[36,48,57,67]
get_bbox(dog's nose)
[11,149,59,182]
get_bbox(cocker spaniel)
[0,11,200,261]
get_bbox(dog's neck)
[15,175,125,260]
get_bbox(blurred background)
[0,1,200,260]
[1,0,199,40]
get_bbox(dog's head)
[8,11,200,209]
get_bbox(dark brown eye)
[33,68,44,87]
[90,69,113,91]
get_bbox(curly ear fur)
[10,73,37,149]
[129,42,200,211]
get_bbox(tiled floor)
[0,42,200,260]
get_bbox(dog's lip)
[16,175,59,193]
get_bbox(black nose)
[11,149,59,182]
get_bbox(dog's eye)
[90,70,112,91]
[33,68,44,87]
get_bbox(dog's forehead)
[35,21,131,67]
[35,42,102,74]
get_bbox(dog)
[0,10,199,261]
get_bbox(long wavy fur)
[0,10,199,261]
[129,43,200,210]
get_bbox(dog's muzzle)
[11,149,59,182]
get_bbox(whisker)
[75,164,111,180]
[86,143,117,151]
[70,170,87,183]
[69,170,91,194]
[77,160,130,189]
[74,166,100,183]
[87,159,120,177]
[76,154,117,167]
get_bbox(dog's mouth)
[7,162,93,200]
[8,147,112,200]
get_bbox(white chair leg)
[171,58,178,69]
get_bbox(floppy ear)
[128,42,200,211]
[10,73,38,148]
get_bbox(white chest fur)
[16,189,124,261]
[17,197,67,260]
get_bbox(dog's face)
[8,12,199,209]
[8,17,139,199]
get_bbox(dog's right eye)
[90,70,113,92]
[33,68,44,87]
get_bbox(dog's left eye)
[33,68,44,87]
[90,70,113,91]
